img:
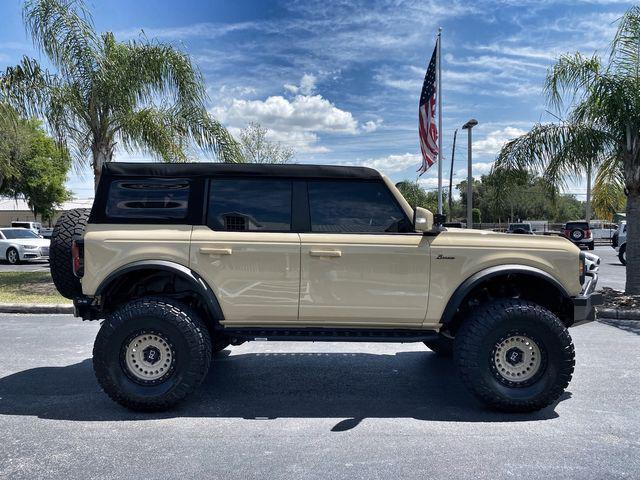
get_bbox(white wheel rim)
[493,335,542,384]
[124,333,174,383]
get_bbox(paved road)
[593,245,625,291]
[0,314,638,479]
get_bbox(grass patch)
[0,271,71,304]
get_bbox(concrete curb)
[597,307,640,320]
[0,303,73,314]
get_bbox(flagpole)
[436,27,443,215]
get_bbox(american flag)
[418,41,439,175]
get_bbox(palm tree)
[495,6,640,294]
[0,0,241,188]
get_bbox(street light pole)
[462,119,478,229]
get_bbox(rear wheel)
[619,244,626,265]
[93,297,212,411]
[6,247,20,265]
[50,208,90,299]
[454,299,574,412]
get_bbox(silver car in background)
[0,228,50,264]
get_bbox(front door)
[190,178,300,326]
[299,180,430,327]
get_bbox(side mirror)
[414,207,433,232]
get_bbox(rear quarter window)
[105,178,191,220]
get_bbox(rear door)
[190,178,301,326]
[299,180,430,327]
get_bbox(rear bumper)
[571,272,602,326]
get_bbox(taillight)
[71,237,84,277]
[585,229,592,239]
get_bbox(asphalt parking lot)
[593,245,625,291]
[0,314,638,479]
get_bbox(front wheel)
[6,247,20,265]
[93,297,212,411]
[454,299,574,413]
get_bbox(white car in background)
[10,221,42,234]
[0,228,50,264]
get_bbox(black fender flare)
[95,260,224,321]
[440,264,571,327]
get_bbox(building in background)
[0,197,94,226]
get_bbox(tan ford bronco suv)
[49,162,601,412]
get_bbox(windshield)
[1,229,39,239]
[509,224,530,230]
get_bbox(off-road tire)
[50,208,90,299]
[93,297,212,412]
[6,247,20,265]
[619,244,626,265]
[454,299,574,413]
[424,336,453,357]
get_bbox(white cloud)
[455,162,495,178]
[418,177,450,190]
[284,73,317,95]
[473,127,527,156]
[360,153,421,174]
[361,119,383,133]
[213,92,360,152]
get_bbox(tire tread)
[454,299,575,413]
[93,297,212,412]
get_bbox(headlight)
[579,252,586,284]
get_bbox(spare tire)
[570,229,585,241]
[50,208,91,299]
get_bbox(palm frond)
[117,107,189,162]
[592,155,626,220]
[495,123,613,189]
[610,5,640,78]
[545,52,601,111]
[23,0,98,83]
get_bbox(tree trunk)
[92,143,114,192]
[626,190,640,294]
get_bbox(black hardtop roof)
[103,162,382,180]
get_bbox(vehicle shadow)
[0,351,568,427]
[598,318,640,335]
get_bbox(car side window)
[105,178,190,220]
[207,179,292,231]
[307,180,410,233]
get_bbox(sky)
[0,0,635,200]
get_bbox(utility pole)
[586,162,592,222]
[462,119,478,229]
